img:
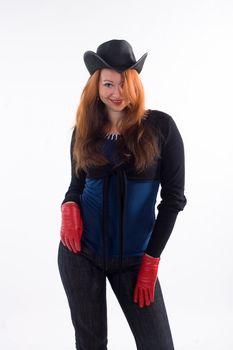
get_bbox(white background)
[0,0,233,349]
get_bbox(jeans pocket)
[59,240,82,255]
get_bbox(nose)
[112,85,122,98]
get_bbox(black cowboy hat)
[84,39,148,75]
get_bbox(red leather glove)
[60,202,83,253]
[133,254,160,308]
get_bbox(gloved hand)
[60,202,83,253]
[133,254,160,308]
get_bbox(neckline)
[105,132,121,140]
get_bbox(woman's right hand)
[60,202,83,253]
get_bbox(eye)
[103,82,113,88]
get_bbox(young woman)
[58,39,186,350]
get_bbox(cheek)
[99,92,108,105]
[98,87,105,99]
[98,85,102,98]
[99,90,109,101]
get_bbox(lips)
[110,99,123,105]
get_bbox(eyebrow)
[103,79,123,84]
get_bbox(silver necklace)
[105,132,121,140]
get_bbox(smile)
[110,99,123,105]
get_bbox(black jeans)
[57,241,175,350]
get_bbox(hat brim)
[84,51,148,75]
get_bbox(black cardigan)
[62,110,187,257]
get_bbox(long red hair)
[73,69,159,174]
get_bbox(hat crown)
[96,40,136,70]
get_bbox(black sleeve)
[61,128,86,206]
[145,113,187,257]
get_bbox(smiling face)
[98,69,128,115]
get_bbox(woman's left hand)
[133,254,160,308]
